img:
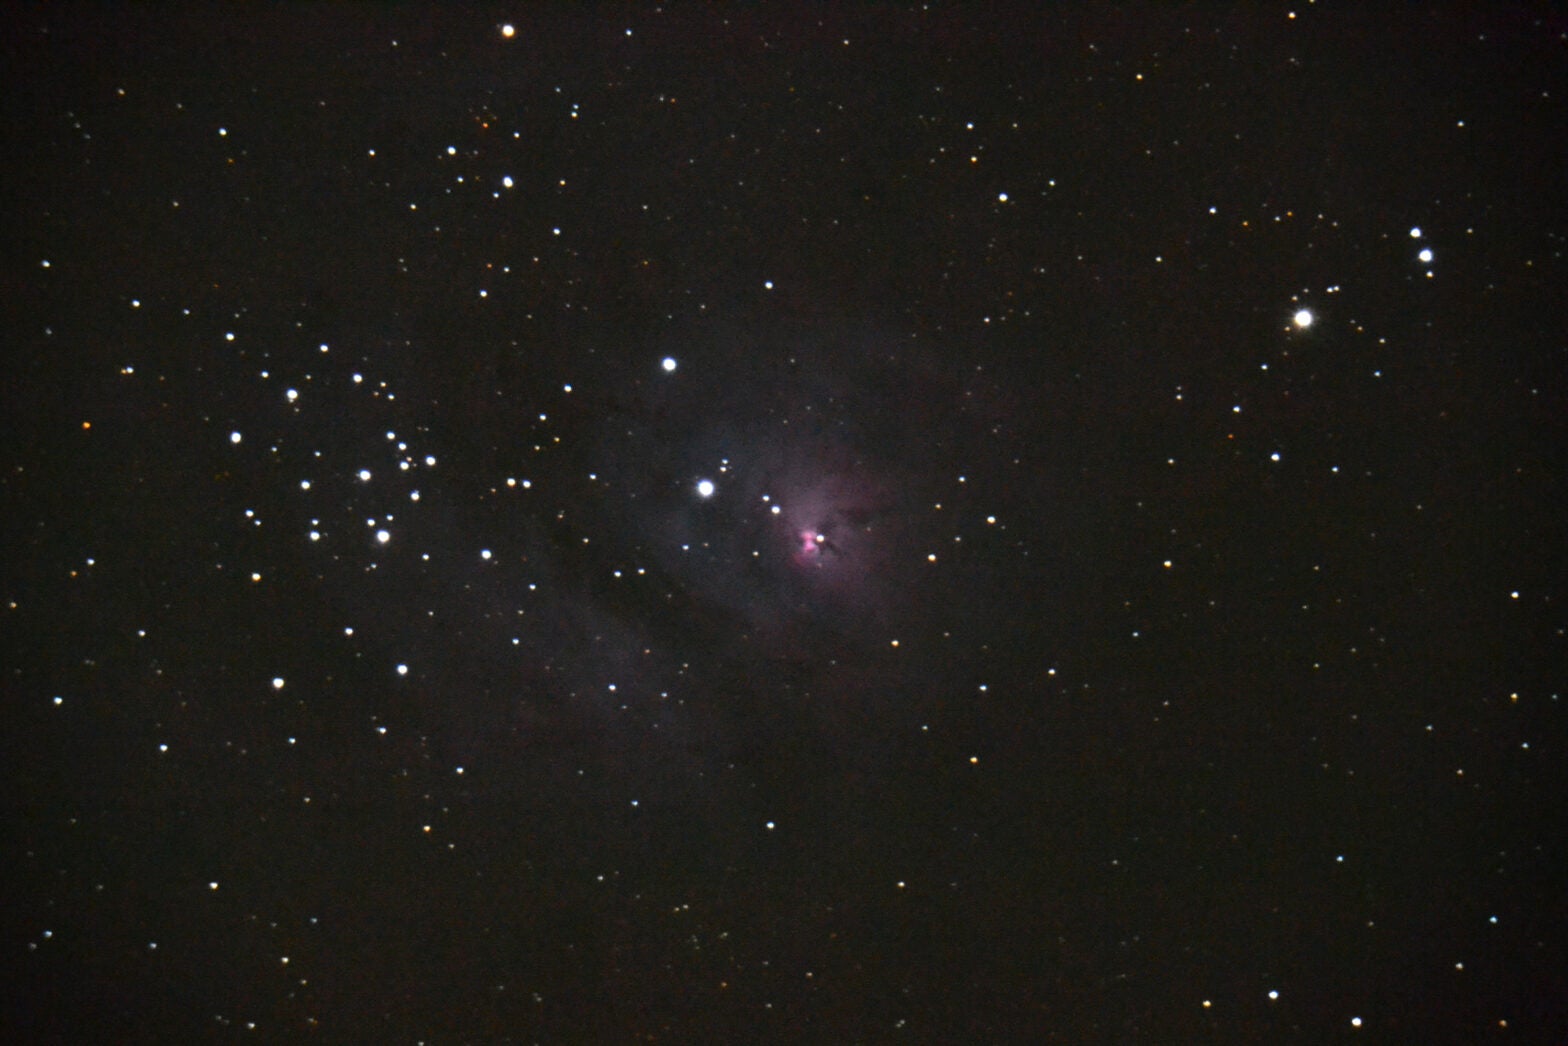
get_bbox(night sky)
[4,6,1565,1042]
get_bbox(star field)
[4,6,1565,1041]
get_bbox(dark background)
[3,5,1564,1042]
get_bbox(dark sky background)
[4,5,1565,1042]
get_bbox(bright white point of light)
[696,479,715,498]
[358,469,372,482]
[250,572,262,582]
[209,882,219,890]
[764,280,773,290]
[765,821,776,830]
[481,549,492,560]
[997,192,1008,202]
[1351,1017,1362,1028]
[425,455,437,466]
[1268,990,1279,1001]
[502,175,514,188]
[225,332,235,341]
[308,530,320,541]
[396,664,409,676]
[1409,226,1422,239]
[375,529,391,544]
[53,696,63,706]
[1293,308,1314,328]
[286,388,299,402]
[409,490,420,501]
[272,677,285,690]
[1418,248,1434,263]
[500,24,515,38]
[1510,590,1519,599]
[230,431,242,444]
[661,356,678,372]
[1271,451,1282,462]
